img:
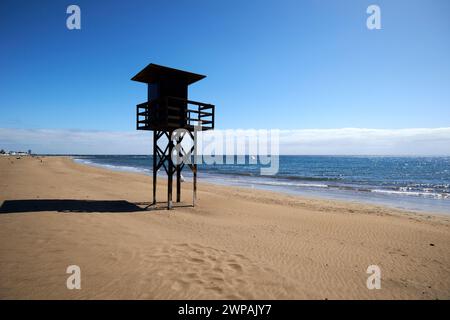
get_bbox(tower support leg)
[176,167,181,202]
[152,131,157,205]
[192,130,197,207]
[193,163,197,206]
[176,135,182,203]
[167,132,174,210]
[151,129,198,210]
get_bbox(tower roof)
[131,63,206,85]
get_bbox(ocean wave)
[201,170,342,182]
[371,189,450,199]
[73,158,151,174]
[257,180,329,188]
[214,175,450,199]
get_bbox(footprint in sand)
[137,242,297,299]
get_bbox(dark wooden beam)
[152,130,157,205]
[167,131,174,210]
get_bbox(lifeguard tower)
[131,63,215,209]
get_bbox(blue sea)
[72,155,450,215]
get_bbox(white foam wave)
[371,189,450,199]
[257,181,329,188]
[73,158,150,174]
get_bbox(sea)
[72,155,450,215]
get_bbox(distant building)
[0,150,31,156]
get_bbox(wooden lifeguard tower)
[131,63,215,209]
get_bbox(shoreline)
[71,155,450,217]
[1,156,449,299]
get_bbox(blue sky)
[1,0,449,154]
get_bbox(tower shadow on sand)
[0,199,194,214]
[0,199,145,214]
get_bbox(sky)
[0,0,449,154]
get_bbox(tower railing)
[137,96,214,131]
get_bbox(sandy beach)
[0,156,449,299]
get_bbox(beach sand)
[0,156,449,299]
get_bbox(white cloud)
[277,128,450,155]
[1,127,449,155]
[0,128,152,154]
